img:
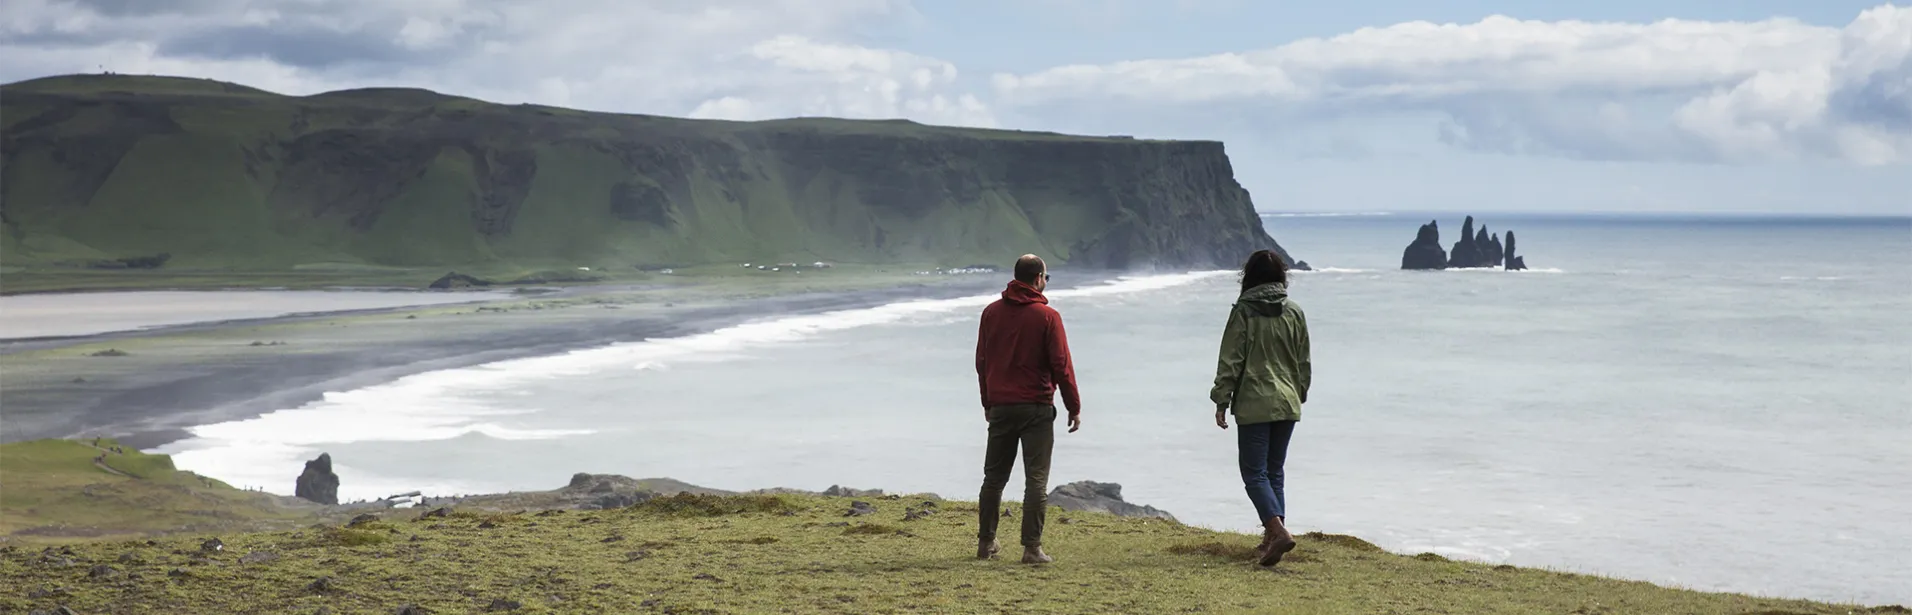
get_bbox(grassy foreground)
[0,494,1884,615]
[0,444,1888,614]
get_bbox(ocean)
[158,212,1912,605]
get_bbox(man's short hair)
[1013,255,1046,284]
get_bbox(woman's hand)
[1215,408,1229,429]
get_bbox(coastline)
[0,271,1029,450]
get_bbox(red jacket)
[976,280,1081,415]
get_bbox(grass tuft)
[842,523,902,536]
[629,493,797,518]
[324,527,392,547]
[1302,531,1386,553]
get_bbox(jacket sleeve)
[1293,303,1311,405]
[976,308,990,408]
[1210,304,1248,409]
[1048,309,1082,416]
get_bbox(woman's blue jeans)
[1237,420,1297,523]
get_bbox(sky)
[1,0,1908,215]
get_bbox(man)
[974,254,1082,564]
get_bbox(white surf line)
[160,271,1234,498]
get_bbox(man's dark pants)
[977,403,1057,548]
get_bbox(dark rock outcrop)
[1504,231,1527,271]
[87,253,171,270]
[822,485,884,498]
[294,453,340,506]
[427,272,492,289]
[1403,217,1530,271]
[1447,216,1494,268]
[1046,481,1177,522]
[1400,220,1448,270]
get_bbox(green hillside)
[0,74,1294,280]
[0,441,1883,615]
[0,439,324,541]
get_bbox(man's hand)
[1067,413,1082,433]
[1215,407,1229,429]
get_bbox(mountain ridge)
[1,73,1295,274]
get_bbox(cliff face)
[0,75,1291,272]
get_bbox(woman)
[1210,249,1312,567]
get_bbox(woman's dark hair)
[1239,249,1288,293]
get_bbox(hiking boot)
[977,539,999,560]
[1020,546,1053,565]
[1258,517,1296,567]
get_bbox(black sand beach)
[0,276,1016,449]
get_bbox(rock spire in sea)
[1400,216,1531,271]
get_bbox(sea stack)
[1403,217,1529,271]
[1400,220,1449,270]
[295,453,341,505]
[1504,231,1527,271]
[1447,216,1493,268]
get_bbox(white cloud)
[993,5,1912,165]
[684,35,993,126]
[2,1,1907,167]
[0,0,987,125]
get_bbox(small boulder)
[87,564,119,579]
[844,501,876,517]
[347,513,379,527]
[199,538,224,553]
[485,598,523,612]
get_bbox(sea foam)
[161,271,1231,501]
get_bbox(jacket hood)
[1001,280,1049,305]
[1239,282,1288,305]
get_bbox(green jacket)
[1210,283,1311,424]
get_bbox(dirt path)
[86,443,134,478]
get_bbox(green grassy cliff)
[0,440,1884,614]
[0,74,1293,276]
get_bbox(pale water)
[160,213,1912,605]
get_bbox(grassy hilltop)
[0,439,1889,614]
[0,74,1292,292]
